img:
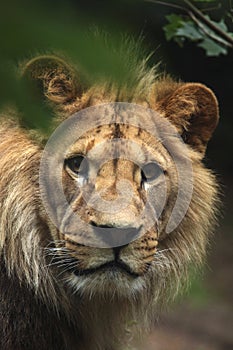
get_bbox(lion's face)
[42,105,210,298]
[60,124,168,284]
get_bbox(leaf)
[198,37,228,56]
[176,21,203,41]
[203,16,228,32]
[216,18,228,32]
[164,15,203,43]
[201,16,233,39]
[163,12,232,57]
[163,14,183,41]
[199,16,233,51]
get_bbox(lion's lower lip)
[73,261,140,278]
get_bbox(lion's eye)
[141,162,163,183]
[65,155,88,176]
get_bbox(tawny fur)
[0,52,219,350]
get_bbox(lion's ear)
[21,55,85,105]
[158,83,219,155]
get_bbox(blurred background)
[0,1,232,349]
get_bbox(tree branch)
[189,11,232,48]
[183,0,233,47]
[145,0,185,12]
[146,0,233,48]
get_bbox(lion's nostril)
[90,222,116,229]
[90,220,98,227]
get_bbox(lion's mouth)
[73,260,140,278]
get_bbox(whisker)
[57,262,80,277]
[45,257,75,268]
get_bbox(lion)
[0,52,219,350]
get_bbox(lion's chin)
[66,267,147,298]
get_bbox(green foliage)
[198,35,228,56]
[164,14,202,43]
[164,13,232,56]
[150,0,233,56]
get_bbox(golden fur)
[0,53,219,350]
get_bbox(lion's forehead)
[65,123,168,167]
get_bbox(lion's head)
[0,54,219,349]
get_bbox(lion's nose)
[90,221,140,248]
